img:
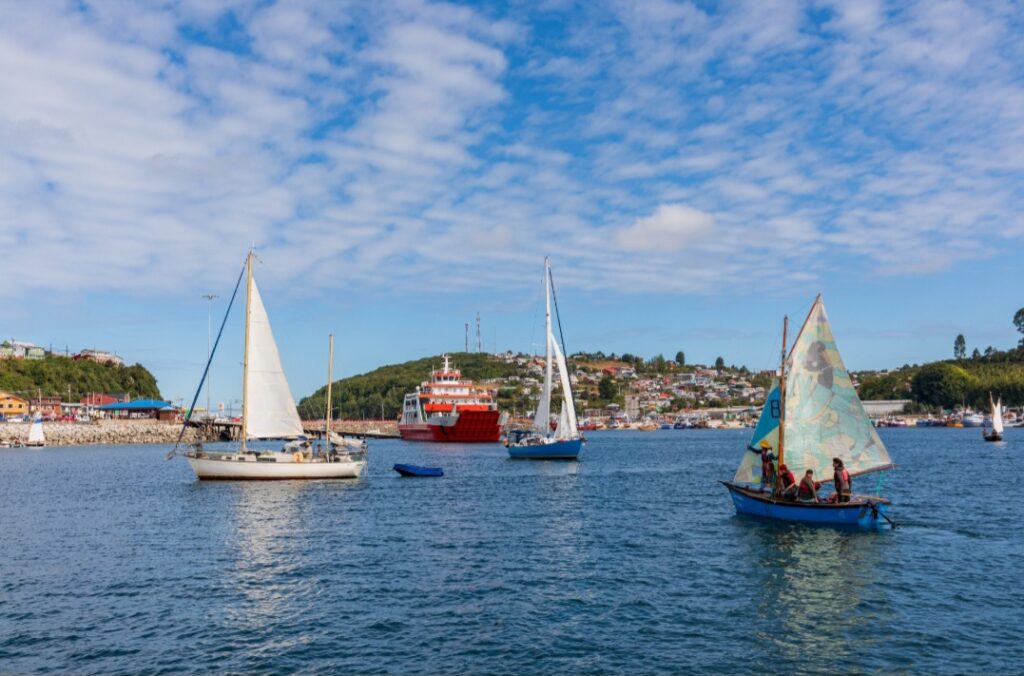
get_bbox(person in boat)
[777,463,797,500]
[748,439,776,493]
[798,469,820,503]
[832,457,852,503]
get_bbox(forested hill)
[298,352,520,421]
[855,347,1024,408]
[0,356,162,400]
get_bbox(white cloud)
[616,204,716,252]
[0,0,1022,306]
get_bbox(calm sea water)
[1,428,1022,675]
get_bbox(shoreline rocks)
[0,420,202,447]
[0,418,400,447]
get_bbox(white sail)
[533,261,553,434]
[550,336,578,438]
[992,395,1004,434]
[27,416,44,445]
[244,277,304,439]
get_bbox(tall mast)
[777,314,788,471]
[543,257,553,432]
[240,250,253,449]
[325,334,334,438]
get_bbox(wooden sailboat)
[983,393,1003,442]
[176,251,366,480]
[722,296,896,528]
[506,257,582,459]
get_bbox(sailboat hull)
[983,432,1002,442]
[722,482,892,529]
[507,438,581,460]
[187,454,365,480]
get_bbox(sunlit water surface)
[1,428,1022,674]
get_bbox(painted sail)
[992,395,1004,434]
[27,416,44,444]
[733,382,780,484]
[782,298,893,479]
[244,277,304,439]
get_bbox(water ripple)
[0,429,1022,673]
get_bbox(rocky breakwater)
[0,420,203,447]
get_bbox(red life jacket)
[798,478,817,498]
[780,470,796,488]
[836,468,851,490]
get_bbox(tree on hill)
[598,375,616,400]
[675,351,685,366]
[714,356,725,370]
[1015,308,1024,346]
[971,348,981,360]
[911,363,971,407]
[954,334,966,360]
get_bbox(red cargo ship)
[398,354,502,442]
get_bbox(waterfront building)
[98,399,177,421]
[80,392,130,407]
[29,395,62,418]
[0,391,29,418]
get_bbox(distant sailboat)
[171,250,366,480]
[506,257,582,459]
[722,296,896,528]
[983,393,1003,442]
[25,416,45,448]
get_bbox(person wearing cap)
[798,468,820,503]
[777,463,797,500]
[832,457,852,503]
[748,439,777,493]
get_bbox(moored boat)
[393,463,444,477]
[398,355,501,443]
[169,251,366,480]
[722,296,896,529]
[506,257,582,460]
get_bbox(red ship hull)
[399,410,501,443]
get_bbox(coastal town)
[4,336,1019,447]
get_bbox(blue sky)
[1,0,1022,408]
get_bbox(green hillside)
[298,352,520,420]
[0,356,162,401]
[855,347,1024,408]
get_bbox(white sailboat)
[182,251,366,480]
[983,393,1003,442]
[25,416,45,447]
[506,257,582,459]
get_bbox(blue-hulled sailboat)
[506,257,582,460]
[722,296,896,529]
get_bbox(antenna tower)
[476,312,482,353]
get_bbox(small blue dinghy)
[393,463,443,477]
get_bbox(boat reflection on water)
[736,523,894,670]
[214,478,362,644]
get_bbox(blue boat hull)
[507,438,582,460]
[722,482,892,529]
[393,464,444,477]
